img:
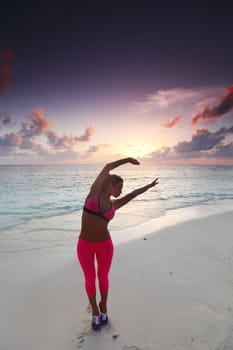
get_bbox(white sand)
[1,209,233,350]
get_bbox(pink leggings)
[77,237,114,297]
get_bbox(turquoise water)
[0,164,233,251]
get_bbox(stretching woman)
[77,157,159,331]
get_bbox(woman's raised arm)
[113,178,159,209]
[88,157,140,197]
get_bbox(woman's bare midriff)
[79,211,111,242]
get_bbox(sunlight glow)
[122,143,154,159]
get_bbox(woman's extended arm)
[88,157,140,196]
[113,178,159,209]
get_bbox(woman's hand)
[149,178,159,187]
[128,157,140,165]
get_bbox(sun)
[126,143,153,159]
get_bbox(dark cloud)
[175,129,222,153]
[163,115,181,128]
[210,143,233,158]
[175,126,233,153]
[0,132,21,157]
[147,125,233,161]
[0,48,15,92]
[192,85,233,125]
[0,132,21,147]
[0,112,11,128]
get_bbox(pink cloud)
[0,107,95,157]
[192,85,233,125]
[0,64,11,92]
[0,49,15,61]
[77,125,95,141]
[19,108,51,140]
[0,48,15,92]
[27,108,51,132]
[163,115,181,128]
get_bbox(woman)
[77,157,159,331]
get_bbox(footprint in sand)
[76,327,89,349]
[76,304,93,348]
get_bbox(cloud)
[133,87,224,114]
[147,125,233,161]
[77,125,95,141]
[0,132,21,147]
[15,108,51,154]
[0,132,22,156]
[86,144,110,154]
[0,48,15,92]
[175,126,233,153]
[0,111,50,156]
[210,142,233,158]
[46,125,95,150]
[20,137,38,150]
[86,145,100,153]
[175,128,224,153]
[0,108,95,157]
[192,85,233,125]
[147,146,176,160]
[46,130,81,150]
[28,108,51,131]
[163,115,181,128]
[134,88,200,113]
[0,112,12,128]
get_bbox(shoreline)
[1,199,233,258]
[111,199,233,245]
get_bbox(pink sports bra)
[83,196,115,222]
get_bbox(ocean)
[0,164,233,253]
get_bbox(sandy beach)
[1,209,233,350]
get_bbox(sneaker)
[99,303,108,326]
[92,315,101,331]
[100,312,108,326]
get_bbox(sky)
[1,0,233,165]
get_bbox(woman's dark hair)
[101,174,123,193]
